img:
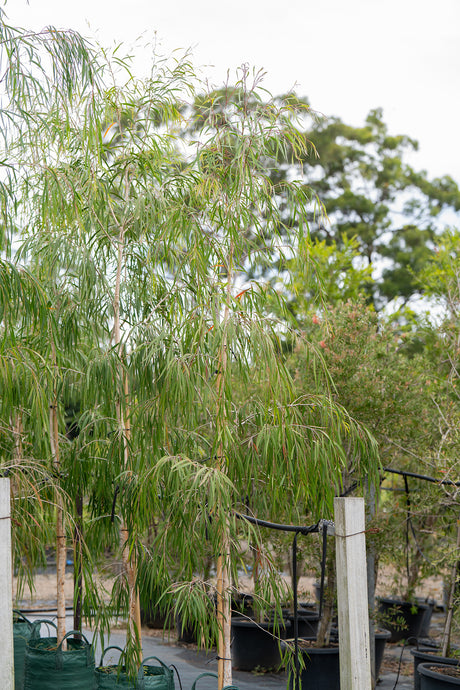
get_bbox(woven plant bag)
[24,629,95,690]
[13,610,35,690]
[136,656,174,690]
[95,646,136,689]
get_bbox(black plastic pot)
[418,662,460,688]
[375,629,391,679]
[417,598,436,638]
[283,628,388,690]
[230,618,290,672]
[412,648,460,690]
[287,610,320,638]
[140,604,174,630]
[377,597,429,642]
[287,640,340,690]
[230,593,254,618]
[175,612,199,644]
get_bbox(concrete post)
[0,478,14,689]
[334,496,372,690]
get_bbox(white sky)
[5,0,460,188]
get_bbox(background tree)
[287,296,444,601]
[187,90,460,312]
[298,107,460,310]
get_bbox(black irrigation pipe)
[235,511,334,690]
[383,467,460,487]
[384,466,459,600]
[234,511,321,535]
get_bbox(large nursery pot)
[230,617,290,672]
[287,639,340,690]
[287,610,320,638]
[375,629,392,680]
[283,628,390,690]
[175,611,201,644]
[377,596,429,643]
[417,598,436,638]
[24,628,95,690]
[230,593,254,619]
[412,648,460,690]
[13,610,35,690]
[140,603,174,630]
[418,662,460,689]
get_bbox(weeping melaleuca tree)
[2,15,380,686]
[0,8,108,647]
[128,71,379,685]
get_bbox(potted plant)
[3,16,382,690]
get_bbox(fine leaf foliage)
[0,25,381,677]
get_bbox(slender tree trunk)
[216,541,232,689]
[50,394,67,647]
[441,518,460,657]
[113,217,142,660]
[119,368,142,652]
[315,552,336,647]
[215,247,233,690]
[11,414,22,592]
[12,414,23,466]
[74,492,83,639]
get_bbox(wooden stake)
[334,497,372,690]
[0,478,14,690]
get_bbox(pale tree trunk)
[112,213,142,659]
[12,414,23,466]
[216,541,232,689]
[11,414,22,594]
[118,369,142,651]
[441,519,460,657]
[215,248,233,690]
[49,360,67,647]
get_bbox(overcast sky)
[5,0,460,188]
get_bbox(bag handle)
[99,645,126,667]
[138,655,170,673]
[13,609,32,625]
[31,618,58,639]
[137,656,173,690]
[191,672,218,690]
[56,630,93,670]
[58,629,92,648]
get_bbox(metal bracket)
[318,519,335,536]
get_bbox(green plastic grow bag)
[13,610,35,690]
[95,646,136,689]
[95,649,175,690]
[24,629,95,690]
[136,656,174,690]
